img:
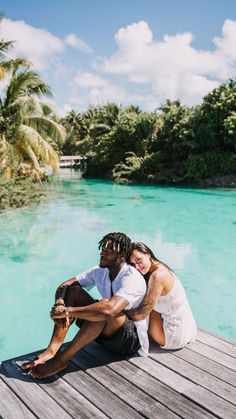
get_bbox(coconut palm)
[0,63,66,178]
[0,40,14,80]
[0,12,15,80]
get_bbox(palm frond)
[0,40,14,58]
[40,102,58,119]
[24,115,66,145]
[19,124,59,170]
[8,96,43,116]
[5,70,52,107]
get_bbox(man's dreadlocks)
[98,232,131,261]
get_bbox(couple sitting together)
[22,232,197,379]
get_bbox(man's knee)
[102,315,126,337]
[65,285,95,307]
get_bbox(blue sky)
[1,1,236,115]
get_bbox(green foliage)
[83,107,158,177]
[149,100,195,162]
[0,21,66,179]
[182,152,236,184]
[0,176,46,210]
[191,80,236,152]
[112,152,143,183]
[58,80,236,186]
[0,18,67,211]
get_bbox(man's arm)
[54,277,78,306]
[51,295,129,322]
[125,274,163,321]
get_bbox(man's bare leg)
[21,323,70,370]
[21,285,95,371]
[29,315,126,379]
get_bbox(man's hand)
[50,304,70,328]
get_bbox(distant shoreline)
[203,174,236,188]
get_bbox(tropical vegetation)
[1,11,236,211]
[61,82,236,186]
[0,13,66,210]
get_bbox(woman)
[126,242,197,349]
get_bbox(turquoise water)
[1,171,236,360]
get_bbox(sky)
[1,0,236,115]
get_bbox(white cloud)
[0,19,92,75]
[0,18,64,70]
[100,20,236,106]
[73,71,106,88]
[68,71,128,109]
[64,33,92,53]
[115,20,153,51]
[2,16,236,112]
[213,19,236,60]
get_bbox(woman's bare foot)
[29,354,68,379]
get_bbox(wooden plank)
[187,340,236,371]
[149,353,236,417]
[72,349,179,419]
[14,361,108,419]
[197,329,236,358]
[1,361,72,419]
[198,328,236,345]
[60,360,143,419]
[0,376,36,419]
[85,342,215,419]
[172,346,236,387]
[148,347,236,405]
[131,355,236,419]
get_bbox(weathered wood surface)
[0,328,236,419]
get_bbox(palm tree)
[0,62,66,178]
[0,40,14,80]
[0,12,15,80]
[0,12,66,178]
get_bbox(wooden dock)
[1,328,236,418]
[59,156,87,168]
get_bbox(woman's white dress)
[154,274,197,349]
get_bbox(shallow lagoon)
[1,171,235,360]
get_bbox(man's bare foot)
[21,350,55,372]
[29,355,68,379]
[21,357,39,371]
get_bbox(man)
[22,232,149,379]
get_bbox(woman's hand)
[125,308,138,320]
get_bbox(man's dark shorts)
[76,315,141,356]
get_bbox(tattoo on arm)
[126,276,163,321]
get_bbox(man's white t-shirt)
[76,262,149,356]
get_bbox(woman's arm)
[125,274,163,321]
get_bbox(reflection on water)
[0,209,60,263]
[0,171,235,360]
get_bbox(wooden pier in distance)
[1,328,236,418]
[59,155,87,168]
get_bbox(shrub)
[182,152,236,184]
[0,176,46,210]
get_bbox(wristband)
[65,306,72,316]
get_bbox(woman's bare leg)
[148,310,166,347]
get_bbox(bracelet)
[65,306,72,316]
